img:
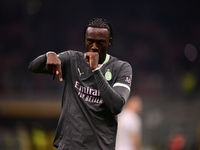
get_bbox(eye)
[87,39,93,44]
[97,40,105,45]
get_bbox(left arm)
[86,52,132,115]
[93,68,131,115]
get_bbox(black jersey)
[29,50,132,150]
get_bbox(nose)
[92,43,98,52]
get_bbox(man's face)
[85,27,112,64]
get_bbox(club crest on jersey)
[105,69,112,81]
[125,75,132,85]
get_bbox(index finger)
[56,66,63,81]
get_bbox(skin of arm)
[131,132,142,150]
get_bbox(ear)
[108,38,112,46]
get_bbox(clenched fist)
[85,52,99,70]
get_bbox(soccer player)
[28,18,132,150]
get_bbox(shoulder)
[109,55,132,71]
[58,50,83,56]
[57,50,84,65]
[58,50,84,60]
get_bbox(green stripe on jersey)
[99,54,110,69]
[113,83,130,91]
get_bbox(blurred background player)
[116,95,143,150]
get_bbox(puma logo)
[78,68,84,77]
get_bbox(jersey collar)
[99,54,110,69]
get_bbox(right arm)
[28,52,63,81]
[28,54,48,73]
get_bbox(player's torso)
[68,52,119,104]
[58,51,118,149]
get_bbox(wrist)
[92,67,99,72]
